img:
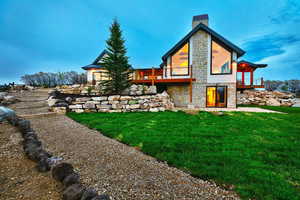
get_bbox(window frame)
[206,85,228,108]
[210,38,233,75]
[170,42,190,76]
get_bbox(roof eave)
[162,23,246,61]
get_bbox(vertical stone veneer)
[190,30,209,108]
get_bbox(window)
[211,40,232,74]
[171,43,189,76]
[206,86,227,107]
[93,70,109,81]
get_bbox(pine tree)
[100,19,132,94]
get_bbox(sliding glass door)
[206,86,227,108]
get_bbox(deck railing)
[237,77,264,89]
[133,66,192,81]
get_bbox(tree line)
[20,71,87,87]
[264,79,300,93]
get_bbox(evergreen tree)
[100,19,132,94]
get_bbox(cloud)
[241,34,300,62]
[269,0,300,24]
[242,34,300,80]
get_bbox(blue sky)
[0,0,299,84]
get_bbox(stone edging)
[3,107,111,200]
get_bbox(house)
[82,14,267,108]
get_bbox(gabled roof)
[82,50,107,70]
[238,60,267,69]
[162,23,245,61]
[82,64,103,70]
[92,50,108,65]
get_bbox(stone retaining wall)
[48,86,174,114]
[237,90,296,106]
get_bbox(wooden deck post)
[250,71,253,86]
[242,71,245,86]
[151,67,155,86]
[189,65,193,103]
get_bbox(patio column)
[242,71,245,86]
[250,71,253,85]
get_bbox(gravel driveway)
[8,89,239,200]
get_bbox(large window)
[171,43,189,76]
[206,86,227,107]
[211,40,232,74]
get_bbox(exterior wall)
[167,85,189,107]
[207,34,237,83]
[86,69,108,83]
[166,30,237,108]
[190,30,209,108]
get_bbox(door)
[206,86,227,108]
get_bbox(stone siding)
[167,85,189,107]
[48,90,174,114]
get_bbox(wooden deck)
[132,78,195,84]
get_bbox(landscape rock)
[65,97,73,103]
[52,162,74,182]
[51,107,67,114]
[36,157,51,172]
[62,184,85,200]
[63,172,80,187]
[47,98,60,107]
[91,195,110,200]
[80,188,98,200]
[238,90,295,107]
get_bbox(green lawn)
[67,107,300,200]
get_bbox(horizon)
[1,0,300,84]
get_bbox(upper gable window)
[171,43,189,76]
[211,40,232,74]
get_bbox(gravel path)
[0,121,60,200]
[7,89,240,200]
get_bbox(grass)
[67,108,300,200]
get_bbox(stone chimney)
[192,14,209,28]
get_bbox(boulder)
[52,107,67,114]
[83,103,96,109]
[52,163,74,182]
[17,119,31,134]
[36,157,51,172]
[65,97,73,103]
[80,188,98,200]
[92,96,108,101]
[48,89,60,98]
[47,98,60,107]
[0,106,16,122]
[4,95,16,103]
[69,105,83,109]
[63,172,80,187]
[266,98,281,106]
[108,95,120,101]
[149,108,159,112]
[96,105,112,110]
[91,195,110,200]
[62,184,85,200]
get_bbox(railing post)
[189,65,193,103]
[151,67,154,86]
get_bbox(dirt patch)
[0,122,61,200]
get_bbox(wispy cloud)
[269,0,300,24]
[241,34,300,62]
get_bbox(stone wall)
[48,86,174,113]
[167,85,189,107]
[56,84,157,96]
[238,90,296,106]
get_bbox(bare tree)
[20,71,87,87]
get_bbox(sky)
[0,0,299,84]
